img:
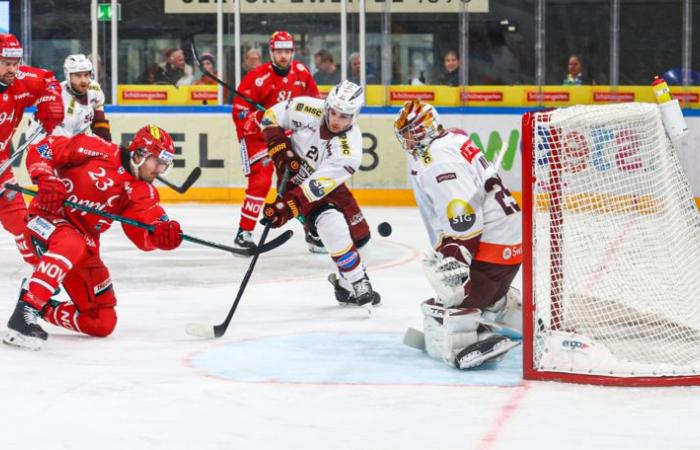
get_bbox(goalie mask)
[394,99,442,156]
[324,80,364,132]
[128,125,176,175]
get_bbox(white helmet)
[63,54,93,81]
[324,80,364,125]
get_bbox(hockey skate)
[3,286,48,351]
[233,228,256,252]
[328,273,381,308]
[305,229,327,254]
[454,334,520,369]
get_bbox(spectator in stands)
[194,52,217,85]
[137,48,194,87]
[563,54,595,85]
[313,49,340,85]
[435,50,460,86]
[348,52,378,85]
[243,48,262,77]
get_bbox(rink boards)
[8,106,700,207]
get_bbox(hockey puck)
[377,222,393,237]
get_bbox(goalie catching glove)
[421,242,473,308]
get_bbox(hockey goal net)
[521,103,700,386]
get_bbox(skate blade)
[336,301,373,315]
[307,244,328,254]
[2,330,44,351]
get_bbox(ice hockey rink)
[0,203,698,450]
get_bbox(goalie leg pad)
[482,286,522,333]
[421,298,480,364]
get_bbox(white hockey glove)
[421,248,471,308]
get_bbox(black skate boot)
[3,287,48,351]
[328,273,381,307]
[305,229,327,254]
[233,228,256,252]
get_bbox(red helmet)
[128,125,176,171]
[0,33,23,61]
[269,31,294,52]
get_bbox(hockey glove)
[260,187,309,228]
[35,94,64,134]
[267,135,301,176]
[422,248,471,308]
[32,175,68,218]
[150,220,183,250]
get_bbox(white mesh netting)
[530,103,700,377]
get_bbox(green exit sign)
[97,3,121,21]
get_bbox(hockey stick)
[156,167,202,194]
[190,37,266,112]
[0,127,44,179]
[4,183,292,257]
[185,167,292,339]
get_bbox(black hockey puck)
[377,222,392,237]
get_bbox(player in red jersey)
[3,125,183,350]
[231,30,319,251]
[0,33,64,266]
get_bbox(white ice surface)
[0,204,698,450]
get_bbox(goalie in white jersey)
[28,54,111,141]
[394,99,522,369]
[260,80,380,308]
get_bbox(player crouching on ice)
[394,99,522,369]
[3,125,183,350]
[260,80,380,309]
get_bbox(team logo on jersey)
[446,199,476,232]
[308,178,336,198]
[36,143,53,160]
[254,72,271,87]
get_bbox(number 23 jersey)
[408,130,522,265]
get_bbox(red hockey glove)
[260,188,310,229]
[35,94,64,134]
[33,175,68,217]
[241,110,263,137]
[150,220,183,250]
[267,135,301,176]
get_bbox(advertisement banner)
[163,0,489,14]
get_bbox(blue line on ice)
[190,333,523,386]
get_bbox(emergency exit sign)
[97,3,121,21]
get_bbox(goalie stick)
[4,183,292,257]
[185,168,292,339]
[156,167,202,194]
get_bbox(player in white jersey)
[28,54,110,141]
[260,80,380,308]
[394,99,522,369]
